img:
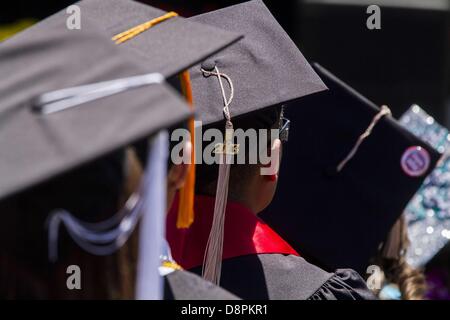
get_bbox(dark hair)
[195,106,282,198]
[0,149,141,299]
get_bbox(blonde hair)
[372,214,426,300]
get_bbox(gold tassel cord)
[112,11,178,44]
[337,105,391,172]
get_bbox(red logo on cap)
[401,146,430,177]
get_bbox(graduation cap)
[9,0,243,229]
[0,15,194,203]
[189,0,325,125]
[68,0,244,229]
[399,105,450,268]
[73,0,243,79]
[260,63,441,274]
[0,14,194,299]
[183,0,326,284]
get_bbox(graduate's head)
[196,105,285,213]
[0,137,190,299]
[184,1,326,218]
[0,0,245,298]
[0,14,197,299]
[260,64,440,276]
[176,0,328,285]
[370,214,426,300]
[0,151,134,299]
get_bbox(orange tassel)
[177,71,196,228]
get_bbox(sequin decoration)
[399,105,450,267]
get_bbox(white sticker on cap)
[401,146,430,177]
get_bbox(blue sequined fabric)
[400,105,450,267]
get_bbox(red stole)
[166,194,299,270]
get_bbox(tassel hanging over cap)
[177,70,196,228]
[337,105,391,172]
[200,66,236,285]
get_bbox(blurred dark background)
[1,0,449,123]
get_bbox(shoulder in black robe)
[190,254,376,300]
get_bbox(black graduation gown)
[167,195,375,300]
[190,254,375,300]
[163,269,240,300]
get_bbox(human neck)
[197,178,261,215]
[225,189,260,216]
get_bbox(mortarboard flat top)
[261,63,441,273]
[73,0,243,78]
[187,0,327,125]
[0,15,191,202]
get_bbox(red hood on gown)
[166,194,299,270]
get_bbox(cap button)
[201,59,216,71]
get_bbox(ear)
[271,138,281,176]
[260,138,281,177]
[168,141,192,190]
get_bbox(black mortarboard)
[261,63,441,274]
[73,0,243,78]
[0,15,190,203]
[4,0,243,229]
[0,6,246,299]
[184,0,326,284]
[69,0,244,229]
[0,13,198,300]
[399,105,450,268]
[188,0,326,125]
